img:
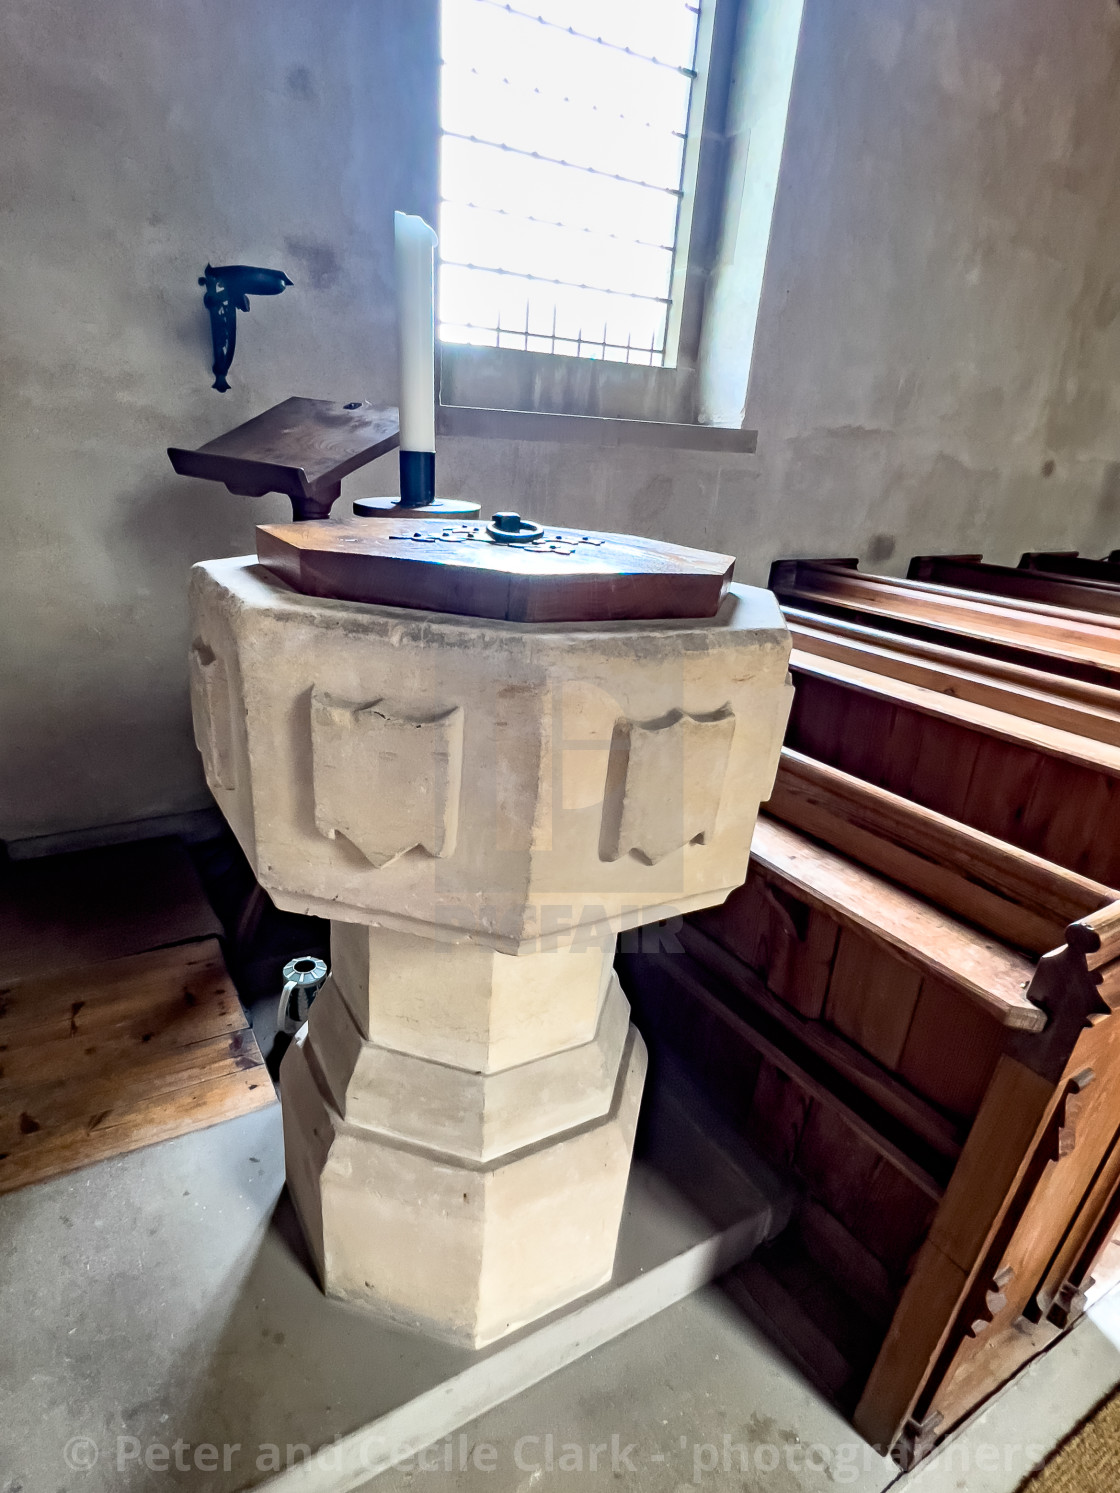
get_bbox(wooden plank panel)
[795,1101,882,1232]
[798,1199,899,1325]
[751,818,1043,1029]
[786,674,850,767]
[780,901,840,1018]
[909,555,1120,617]
[1088,780,1120,890]
[853,1054,1060,1451]
[699,1003,763,1133]
[0,994,246,1092]
[0,941,234,1039]
[854,1239,970,1451]
[907,718,980,824]
[0,1031,264,1137]
[649,957,944,1198]
[1036,1133,1120,1320]
[786,612,1120,749]
[928,1056,1056,1271]
[799,651,1120,778]
[693,870,838,1019]
[833,688,887,786]
[924,1316,1060,1450]
[975,1015,1120,1332]
[0,1069,274,1195]
[751,882,800,1007]
[897,977,1006,1121]
[960,738,1043,845]
[746,1061,811,1167]
[692,875,769,972]
[766,750,1111,954]
[881,703,926,803]
[825,929,923,1070]
[679,922,963,1160]
[759,1227,889,1379]
[726,1258,856,1400]
[854,1155,939,1278]
[774,561,1120,669]
[1018,758,1109,873]
[0,838,222,982]
[0,939,274,1195]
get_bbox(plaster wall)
[0,0,438,840]
[4,0,1120,839]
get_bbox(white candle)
[394,211,438,454]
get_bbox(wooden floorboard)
[0,937,275,1194]
[0,837,222,980]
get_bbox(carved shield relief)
[599,706,736,865]
[310,688,464,868]
[189,643,236,791]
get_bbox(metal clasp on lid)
[486,512,545,544]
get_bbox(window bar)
[440,199,676,255]
[443,64,690,141]
[441,0,702,368]
[442,321,668,358]
[443,133,684,197]
[470,0,698,77]
[442,260,670,304]
[660,0,710,364]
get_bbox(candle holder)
[398,450,435,507]
[353,449,480,520]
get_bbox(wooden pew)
[786,607,1120,749]
[909,553,1120,619]
[1020,551,1120,584]
[770,557,1120,688]
[620,575,1120,1463]
[785,644,1120,888]
[621,755,1120,1461]
[767,748,1114,956]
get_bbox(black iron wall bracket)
[199,263,292,391]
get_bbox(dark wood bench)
[620,632,1120,1464]
[785,645,1120,888]
[771,557,1120,688]
[910,553,1120,618]
[786,606,1120,749]
[1021,550,1120,584]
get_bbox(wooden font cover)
[257,516,735,623]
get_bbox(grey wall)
[0,0,437,842]
[4,0,1120,841]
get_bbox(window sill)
[436,403,757,454]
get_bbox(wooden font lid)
[256,515,735,623]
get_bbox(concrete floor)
[3,1104,1120,1493]
[360,1273,1120,1493]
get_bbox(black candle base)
[353,495,482,519]
[398,449,435,508]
